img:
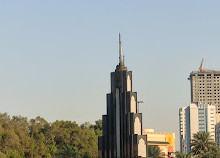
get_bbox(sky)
[1,1,220,150]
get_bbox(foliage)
[148,145,162,158]
[175,151,192,158]
[191,131,220,158]
[0,113,102,158]
[56,145,79,158]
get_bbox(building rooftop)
[143,129,175,135]
[147,141,170,145]
[190,70,220,74]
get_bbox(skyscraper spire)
[116,33,127,71]
[119,33,123,64]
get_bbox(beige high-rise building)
[179,103,216,154]
[189,70,220,114]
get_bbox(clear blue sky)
[1,1,220,150]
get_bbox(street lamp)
[137,101,144,113]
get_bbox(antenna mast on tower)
[119,33,123,64]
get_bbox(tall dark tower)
[98,34,147,158]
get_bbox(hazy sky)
[1,1,220,150]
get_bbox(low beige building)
[216,113,220,123]
[143,129,175,158]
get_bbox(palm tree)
[191,131,218,156]
[196,145,220,158]
[148,145,162,158]
[175,151,192,158]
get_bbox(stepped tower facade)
[98,34,147,158]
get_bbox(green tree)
[91,119,102,130]
[78,127,98,157]
[91,120,102,136]
[196,145,220,158]
[56,145,79,158]
[148,145,162,158]
[175,151,192,158]
[29,116,48,138]
[6,150,23,158]
[0,151,6,158]
[191,131,219,157]
[0,113,101,158]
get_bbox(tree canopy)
[0,113,102,158]
[147,145,162,158]
[176,131,220,158]
[191,131,219,157]
[175,151,192,158]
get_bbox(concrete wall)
[185,103,199,153]
[206,104,216,139]
[179,107,186,152]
